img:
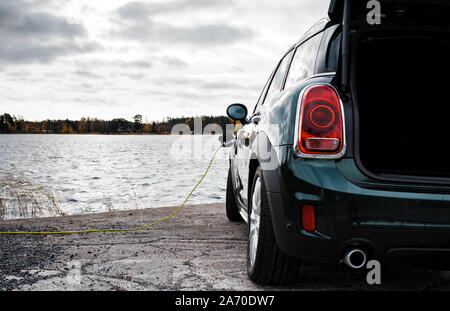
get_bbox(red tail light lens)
[302,205,316,231]
[298,85,344,156]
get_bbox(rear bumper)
[263,151,450,267]
[267,190,450,267]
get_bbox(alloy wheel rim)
[249,176,261,271]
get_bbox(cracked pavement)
[1,203,450,291]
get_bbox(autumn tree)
[133,114,143,133]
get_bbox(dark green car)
[225,0,450,285]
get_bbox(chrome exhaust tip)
[343,249,367,269]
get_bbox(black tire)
[247,168,301,285]
[226,167,242,222]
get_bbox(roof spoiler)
[329,0,450,22]
[328,0,344,22]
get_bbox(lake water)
[0,134,229,219]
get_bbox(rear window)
[284,33,322,89]
[263,49,294,105]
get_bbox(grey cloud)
[171,24,253,46]
[5,71,30,78]
[73,59,153,69]
[1,12,84,39]
[123,60,153,68]
[114,0,251,47]
[122,73,146,80]
[152,76,258,92]
[75,69,102,79]
[77,83,98,94]
[0,0,99,64]
[160,56,188,67]
[71,97,125,107]
[73,66,148,81]
[149,88,237,100]
[117,21,253,46]
[117,2,152,21]
[117,0,233,20]
[0,42,100,64]
[200,81,258,91]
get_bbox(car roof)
[278,17,332,60]
[294,18,330,47]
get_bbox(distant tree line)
[0,113,234,135]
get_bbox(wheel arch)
[247,131,301,258]
[248,131,283,196]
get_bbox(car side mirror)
[226,103,248,124]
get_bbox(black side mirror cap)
[226,103,248,124]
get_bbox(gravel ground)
[1,203,450,291]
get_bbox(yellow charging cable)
[0,146,222,235]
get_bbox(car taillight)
[297,84,344,156]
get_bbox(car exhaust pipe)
[343,249,367,269]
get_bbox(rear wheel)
[226,167,242,222]
[247,168,301,285]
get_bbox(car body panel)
[227,2,450,268]
[252,144,450,264]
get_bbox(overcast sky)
[0,0,330,122]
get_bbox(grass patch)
[0,171,65,220]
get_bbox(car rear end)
[274,0,450,269]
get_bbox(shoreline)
[0,133,221,136]
[0,133,173,136]
[0,203,217,225]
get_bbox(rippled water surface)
[0,134,228,218]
